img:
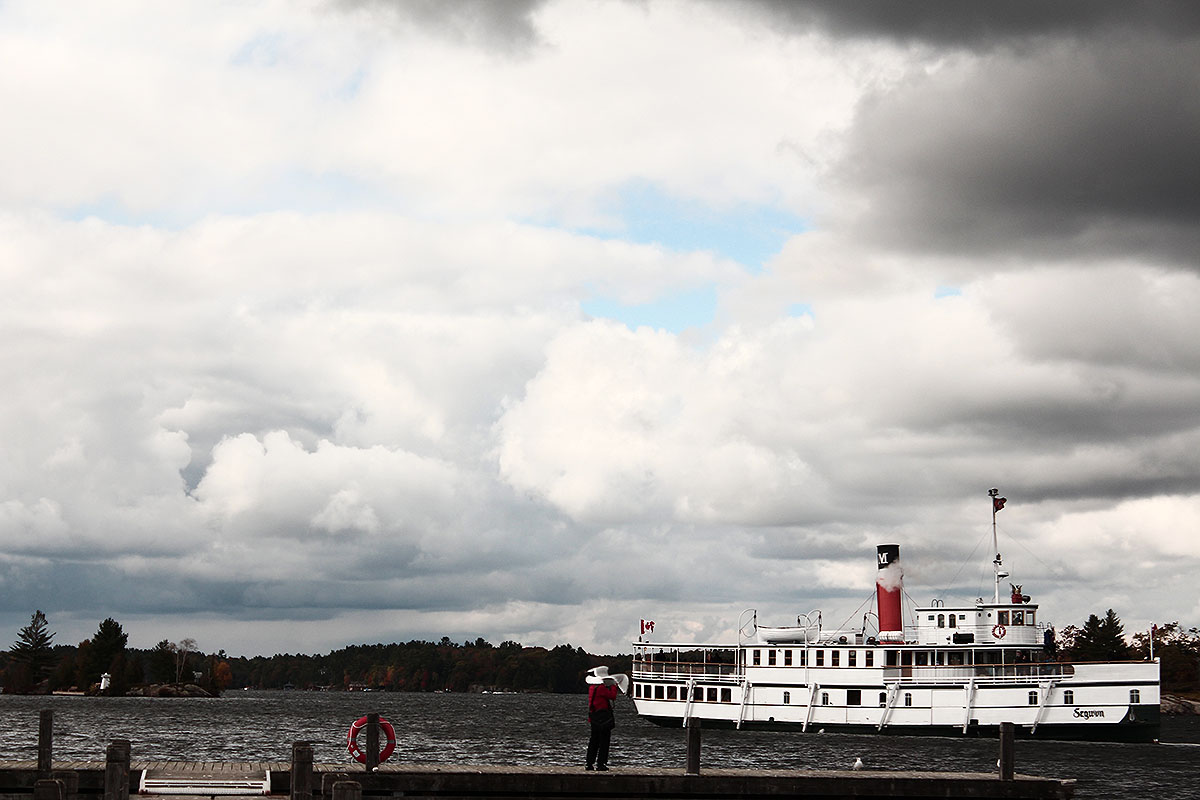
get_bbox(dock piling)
[291,741,314,800]
[37,710,53,778]
[685,717,701,775]
[364,712,380,771]
[998,722,1015,781]
[103,739,131,800]
[34,778,65,800]
[50,770,79,800]
[331,780,362,800]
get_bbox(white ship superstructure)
[631,495,1160,742]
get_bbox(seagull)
[852,757,864,771]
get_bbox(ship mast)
[988,488,1008,603]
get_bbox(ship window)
[847,689,861,706]
[753,650,761,666]
[915,652,928,666]
[887,650,898,667]
[768,650,776,665]
[849,650,857,667]
[1026,611,1035,625]
[654,685,664,699]
[832,650,840,667]
[927,615,935,621]
[1063,690,1074,705]
[634,684,641,698]
[904,692,912,707]
[866,651,874,667]
[1028,691,1038,705]
[816,650,825,667]
[948,615,956,629]
[784,650,793,666]
[693,686,703,700]
[1130,689,1140,704]
[667,686,677,700]
[937,614,945,628]
[821,692,830,705]
[1012,610,1024,626]
[707,687,717,702]
[879,692,887,706]
[998,611,1010,626]
[799,650,807,666]
[783,691,791,704]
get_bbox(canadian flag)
[640,619,655,635]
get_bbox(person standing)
[585,665,628,771]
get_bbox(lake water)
[1,691,1197,799]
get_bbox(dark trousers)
[586,723,611,767]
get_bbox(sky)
[2,1,1199,658]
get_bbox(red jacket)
[588,683,618,714]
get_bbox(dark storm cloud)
[835,34,1200,264]
[331,0,548,53]
[742,1,1200,47]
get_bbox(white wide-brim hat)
[586,665,630,692]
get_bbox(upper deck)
[914,601,1044,646]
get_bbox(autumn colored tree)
[214,660,234,690]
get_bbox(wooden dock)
[0,759,1074,800]
[3,712,1073,799]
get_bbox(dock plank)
[0,760,1074,799]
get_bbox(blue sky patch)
[574,182,804,332]
[934,286,962,298]
[588,181,804,272]
[583,285,717,333]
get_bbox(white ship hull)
[632,536,1161,742]
[632,657,1158,741]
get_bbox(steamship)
[631,493,1160,742]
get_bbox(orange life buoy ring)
[992,624,1007,639]
[347,715,396,764]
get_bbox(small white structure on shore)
[99,673,111,691]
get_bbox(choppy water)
[1,692,1196,799]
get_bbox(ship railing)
[632,661,741,683]
[882,662,1076,684]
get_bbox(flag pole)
[988,488,1006,604]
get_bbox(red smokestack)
[876,544,902,642]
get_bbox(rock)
[1161,694,1200,715]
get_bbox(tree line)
[0,612,631,696]
[1,611,232,696]
[3,609,1195,697]
[1055,609,1199,692]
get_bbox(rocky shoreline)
[1161,693,1200,715]
[124,683,215,698]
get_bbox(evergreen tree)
[148,640,176,683]
[9,610,58,688]
[85,618,129,686]
[1065,609,1131,661]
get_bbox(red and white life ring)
[992,624,1007,639]
[347,716,397,764]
